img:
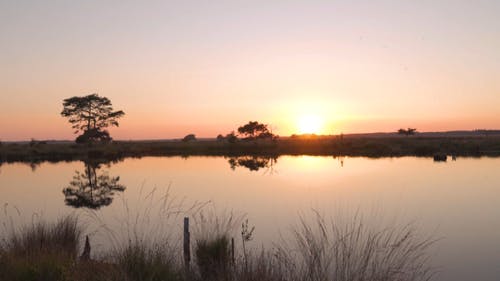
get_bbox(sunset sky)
[1,0,499,141]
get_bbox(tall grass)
[191,208,241,280]
[275,212,436,281]
[188,209,435,281]
[230,249,287,281]
[114,241,180,281]
[2,215,82,257]
[84,186,207,281]
[0,203,437,281]
[0,215,83,281]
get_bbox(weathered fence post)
[183,217,191,270]
[80,235,91,261]
[231,237,235,265]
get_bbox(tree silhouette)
[227,156,277,172]
[61,94,125,143]
[62,161,125,209]
[182,134,197,142]
[397,128,417,136]
[237,121,274,140]
[225,131,238,143]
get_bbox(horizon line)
[4,129,500,143]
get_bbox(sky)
[1,0,499,141]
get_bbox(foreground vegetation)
[1,135,500,164]
[0,213,435,281]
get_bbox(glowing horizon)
[1,1,499,141]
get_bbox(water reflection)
[29,161,41,172]
[227,156,277,172]
[62,160,126,209]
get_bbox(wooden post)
[80,235,91,261]
[231,237,235,265]
[183,217,191,269]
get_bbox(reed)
[0,205,436,281]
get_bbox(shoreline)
[1,135,500,164]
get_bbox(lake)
[1,156,499,281]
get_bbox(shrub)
[225,132,238,143]
[76,129,112,144]
[182,134,197,142]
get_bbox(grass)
[195,236,231,280]
[231,250,287,281]
[0,215,82,281]
[2,215,82,257]
[191,208,241,280]
[113,241,180,281]
[1,135,500,165]
[0,209,437,281]
[275,213,436,281]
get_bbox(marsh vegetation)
[0,211,435,281]
[2,135,500,166]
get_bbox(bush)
[76,129,112,144]
[182,134,197,142]
[225,132,238,143]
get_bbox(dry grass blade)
[276,212,436,281]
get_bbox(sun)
[297,115,324,134]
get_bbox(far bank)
[1,134,500,164]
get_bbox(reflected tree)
[227,156,277,172]
[336,156,345,167]
[62,161,125,209]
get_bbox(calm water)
[1,156,500,281]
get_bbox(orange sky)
[1,1,499,141]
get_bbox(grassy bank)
[0,213,436,281]
[1,135,500,164]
